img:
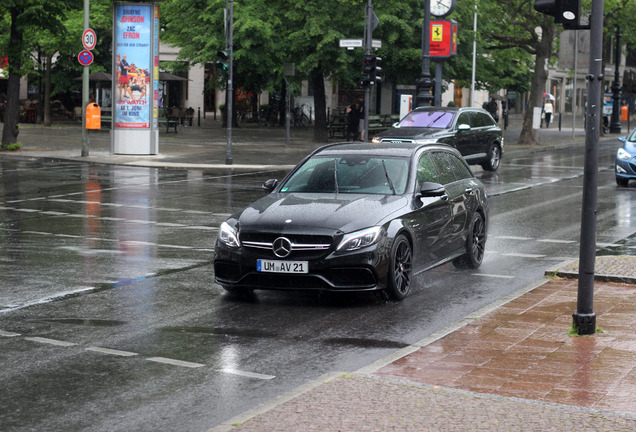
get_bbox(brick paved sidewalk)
[214,257,636,432]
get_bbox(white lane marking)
[472,274,515,279]
[502,253,546,258]
[1,287,96,314]
[147,357,205,368]
[217,368,276,380]
[538,239,577,244]
[25,337,77,347]
[597,242,620,248]
[86,347,138,357]
[0,330,21,337]
[492,236,532,241]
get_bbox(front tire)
[453,212,486,269]
[481,143,501,171]
[386,234,412,301]
[616,176,629,187]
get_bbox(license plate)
[257,259,308,274]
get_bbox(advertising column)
[111,3,158,154]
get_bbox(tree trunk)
[44,55,52,127]
[1,6,23,148]
[311,70,328,143]
[519,22,555,146]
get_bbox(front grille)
[240,233,333,259]
[380,138,415,143]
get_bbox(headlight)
[337,226,383,252]
[617,148,632,160]
[218,222,240,248]
[371,137,381,143]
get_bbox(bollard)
[558,112,562,131]
[198,107,201,127]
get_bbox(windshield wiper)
[424,113,446,127]
[381,159,396,195]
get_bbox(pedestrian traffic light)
[217,49,230,72]
[534,0,586,29]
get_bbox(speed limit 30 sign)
[82,28,97,50]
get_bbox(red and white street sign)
[78,50,94,66]
[82,28,97,50]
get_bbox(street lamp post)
[610,25,622,134]
[416,0,434,108]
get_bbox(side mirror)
[262,179,278,192]
[457,124,470,131]
[618,136,626,143]
[420,182,447,198]
[414,182,448,205]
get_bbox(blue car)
[616,131,636,186]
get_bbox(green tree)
[0,0,76,147]
[474,0,557,145]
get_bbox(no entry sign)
[78,50,94,66]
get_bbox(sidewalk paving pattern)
[2,116,636,431]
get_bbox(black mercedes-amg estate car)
[214,142,489,300]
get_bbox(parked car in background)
[214,142,489,301]
[616,130,636,186]
[371,107,504,171]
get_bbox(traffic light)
[360,54,382,87]
[534,0,585,29]
[373,56,382,84]
[217,49,230,72]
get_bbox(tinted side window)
[417,153,439,185]
[479,112,495,127]
[457,112,471,127]
[447,153,473,180]
[429,152,457,185]
[469,111,488,127]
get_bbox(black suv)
[371,107,504,171]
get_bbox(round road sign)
[78,50,94,66]
[82,28,97,50]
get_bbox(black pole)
[416,0,433,108]
[363,0,372,142]
[225,0,233,165]
[610,26,622,134]
[573,0,604,336]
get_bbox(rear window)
[397,111,455,128]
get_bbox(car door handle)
[464,188,475,195]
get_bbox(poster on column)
[114,4,151,128]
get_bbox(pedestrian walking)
[544,100,553,128]
[346,99,362,141]
[486,98,498,123]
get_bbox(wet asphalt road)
[0,140,634,431]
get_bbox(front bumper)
[213,241,390,292]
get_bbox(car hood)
[376,127,447,140]
[236,193,409,235]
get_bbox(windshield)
[280,155,409,195]
[397,110,455,128]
